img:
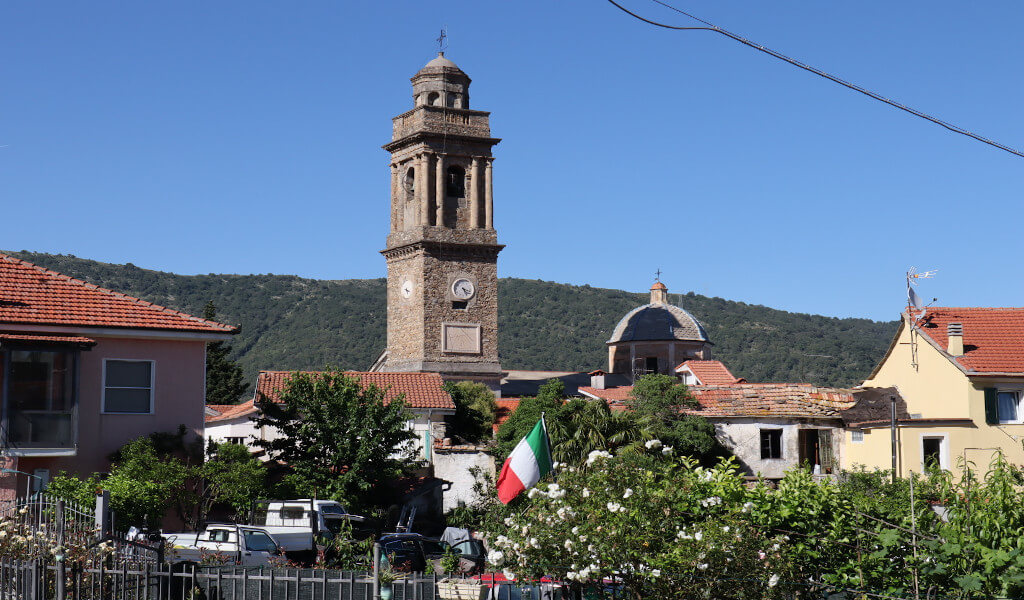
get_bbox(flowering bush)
[490,447,790,599]
[488,443,1024,599]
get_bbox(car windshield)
[420,540,448,555]
[453,540,483,556]
[383,540,417,554]
[319,504,347,515]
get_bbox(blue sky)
[2,1,1021,322]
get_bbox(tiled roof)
[578,386,635,403]
[0,253,236,334]
[493,398,521,432]
[0,332,96,347]
[580,383,855,419]
[255,371,455,410]
[688,384,856,418]
[676,360,741,385]
[913,307,1024,374]
[205,399,257,424]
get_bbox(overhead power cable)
[605,0,1024,159]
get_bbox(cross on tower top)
[655,269,662,282]
[436,27,447,54]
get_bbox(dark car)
[379,533,448,573]
[447,538,486,575]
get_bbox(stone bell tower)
[374,53,504,389]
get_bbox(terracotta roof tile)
[0,253,236,334]
[255,371,455,410]
[912,307,1024,374]
[205,399,258,423]
[0,331,96,346]
[493,398,521,432]
[580,383,855,419]
[676,360,741,385]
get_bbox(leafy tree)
[628,373,697,415]
[189,441,267,522]
[48,437,186,529]
[443,381,497,443]
[203,301,250,405]
[627,374,723,462]
[252,370,418,510]
[495,379,565,460]
[48,434,266,529]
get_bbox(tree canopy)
[252,370,418,510]
[203,301,250,405]
[443,380,497,443]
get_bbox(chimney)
[650,281,668,305]
[947,323,964,356]
[589,369,606,390]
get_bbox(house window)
[760,429,783,459]
[997,391,1022,424]
[645,357,658,374]
[4,350,77,449]
[921,435,947,471]
[225,437,246,445]
[851,429,864,443]
[103,360,153,414]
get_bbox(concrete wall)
[850,319,1024,477]
[433,448,494,512]
[714,418,842,479]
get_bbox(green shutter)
[984,388,999,424]
[818,429,834,473]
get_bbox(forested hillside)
[6,251,897,391]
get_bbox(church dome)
[419,53,463,73]
[606,282,709,344]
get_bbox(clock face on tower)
[401,279,414,299]
[451,278,475,300]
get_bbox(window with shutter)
[984,388,999,425]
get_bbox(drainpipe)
[890,395,898,483]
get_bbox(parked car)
[379,533,449,573]
[446,538,486,574]
[163,523,280,567]
[248,499,369,560]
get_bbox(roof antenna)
[436,26,448,55]
[906,267,938,372]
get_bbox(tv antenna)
[906,267,938,371]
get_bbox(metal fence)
[0,562,569,600]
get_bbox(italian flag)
[496,417,552,504]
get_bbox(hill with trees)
[6,251,897,396]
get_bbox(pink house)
[0,253,236,499]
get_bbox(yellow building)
[845,307,1024,477]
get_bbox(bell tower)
[375,53,504,388]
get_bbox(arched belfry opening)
[404,168,415,197]
[427,92,440,106]
[446,165,466,198]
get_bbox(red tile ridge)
[0,252,238,333]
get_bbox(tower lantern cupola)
[412,53,471,109]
